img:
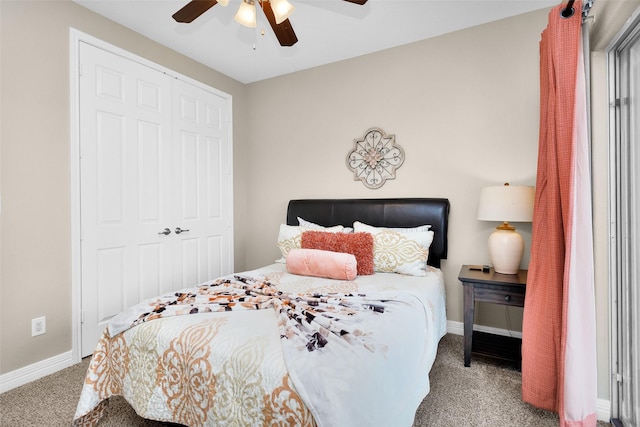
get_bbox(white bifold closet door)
[78,42,232,357]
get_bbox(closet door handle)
[158,228,171,236]
[175,227,190,234]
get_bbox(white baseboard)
[0,351,75,394]
[446,319,464,335]
[596,398,611,422]
[446,320,611,422]
[446,319,522,338]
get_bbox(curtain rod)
[561,0,594,21]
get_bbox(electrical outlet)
[32,316,46,337]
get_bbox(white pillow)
[298,216,353,233]
[352,221,431,233]
[353,221,434,276]
[297,217,329,229]
[276,223,344,263]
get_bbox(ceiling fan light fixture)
[234,0,257,28]
[217,0,229,6]
[271,0,295,24]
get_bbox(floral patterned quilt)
[73,263,446,427]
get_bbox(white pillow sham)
[352,222,431,233]
[297,217,353,233]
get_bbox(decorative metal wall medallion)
[346,128,405,189]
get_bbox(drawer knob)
[504,295,512,302]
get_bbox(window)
[608,9,640,426]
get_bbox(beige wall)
[2,0,638,407]
[245,8,544,358]
[0,0,249,373]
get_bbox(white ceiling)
[74,0,557,83]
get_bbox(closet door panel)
[172,79,232,288]
[79,43,173,356]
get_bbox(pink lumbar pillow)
[301,231,374,275]
[286,248,358,281]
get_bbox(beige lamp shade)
[271,0,295,24]
[477,184,535,222]
[477,184,535,274]
[234,0,257,27]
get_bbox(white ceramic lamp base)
[487,226,524,274]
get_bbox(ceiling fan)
[172,0,368,47]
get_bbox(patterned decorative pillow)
[301,231,374,275]
[276,223,344,262]
[353,221,434,276]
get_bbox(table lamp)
[477,183,535,274]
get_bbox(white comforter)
[74,263,446,427]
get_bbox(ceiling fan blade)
[259,0,298,47]
[342,0,368,4]
[172,0,218,23]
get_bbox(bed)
[73,197,450,427]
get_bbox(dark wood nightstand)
[458,265,527,367]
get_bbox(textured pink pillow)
[301,231,374,275]
[286,249,358,281]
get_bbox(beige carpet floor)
[0,333,610,426]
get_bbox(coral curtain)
[521,1,597,426]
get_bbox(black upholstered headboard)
[286,198,450,268]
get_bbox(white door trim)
[69,28,233,362]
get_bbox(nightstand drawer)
[473,287,525,306]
